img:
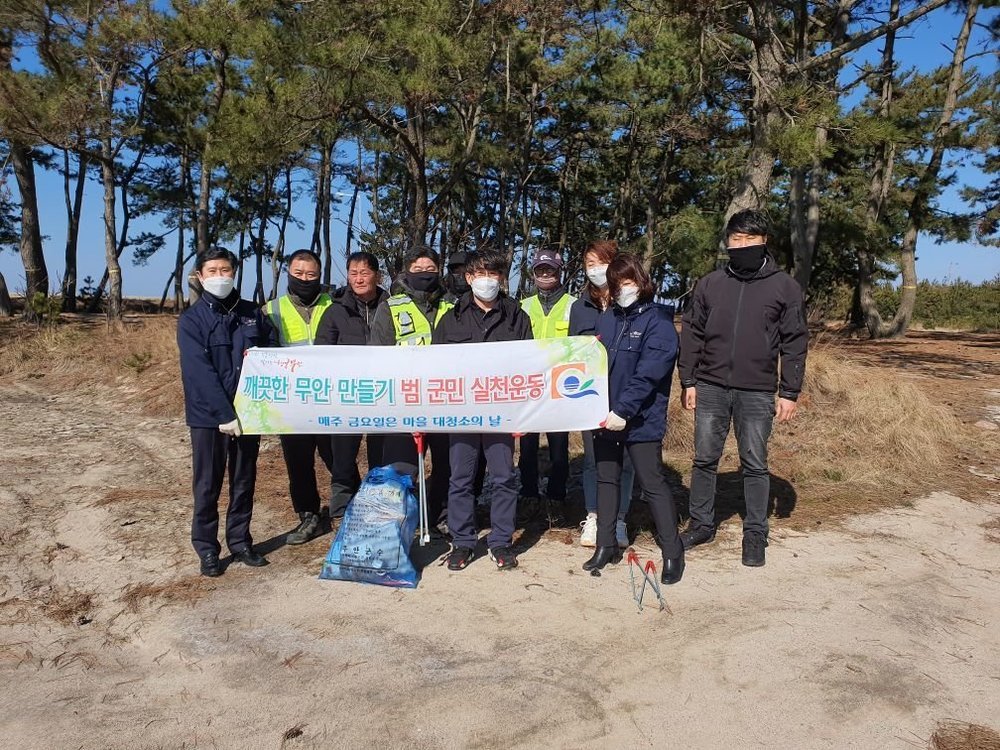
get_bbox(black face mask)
[288,275,321,303]
[727,244,768,275]
[449,272,470,294]
[407,271,440,293]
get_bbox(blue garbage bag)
[319,465,420,588]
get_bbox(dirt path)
[1,376,999,749]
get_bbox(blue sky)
[1,4,997,298]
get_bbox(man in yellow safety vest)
[371,247,455,535]
[262,249,335,545]
[518,247,577,525]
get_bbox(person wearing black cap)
[262,249,335,545]
[517,247,576,525]
[444,250,471,303]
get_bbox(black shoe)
[582,545,623,572]
[516,496,542,526]
[661,550,685,585]
[488,545,519,570]
[447,546,475,571]
[742,534,767,567]
[680,525,716,550]
[199,552,222,577]
[232,547,269,567]
[286,512,321,545]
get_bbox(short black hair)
[465,249,508,276]
[404,246,440,270]
[725,209,770,239]
[195,246,238,272]
[347,251,380,274]
[287,249,322,270]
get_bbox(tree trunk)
[884,0,980,338]
[10,142,48,321]
[0,271,12,317]
[61,150,87,311]
[717,0,786,268]
[197,48,228,256]
[253,170,274,306]
[174,148,189,312]
[856,0,900,336]
[100,146,123,320]
[270,164,293,301]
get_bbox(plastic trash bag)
[319,465,420,588]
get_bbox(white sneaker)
[616,520,628,548]
[580,513,597,547]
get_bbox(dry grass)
[120,576,213,613]
[930,721,1000,750]
[0,316,184,416]
[983,517,1000,544]
[659,346,976,526]
[41,588,95,626]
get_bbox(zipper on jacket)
[726,283,745,387]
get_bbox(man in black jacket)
[678,210,808,567]
[314,251,388,516]
[432,249,534,571]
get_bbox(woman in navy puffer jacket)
[586,254,684,585]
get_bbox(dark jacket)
[678,256,808,399]
[370,280,449,346]
[432,292,533,345]
[314,285,388,345]
[569,294,605,336]
[177,292,274,428]
[596,301,678,444]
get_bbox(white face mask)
[201,275,235,298]
[616,283,639,309]
[586,264,608,288]
[470,277,500,302]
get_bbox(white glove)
[219,418,242,437]
[602,411,627,431]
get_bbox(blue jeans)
[581,429,633,519]
[688,381,774,538]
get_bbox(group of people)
[177,209,809,586]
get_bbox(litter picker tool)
[412,432,430,546]
[626,549,671,614]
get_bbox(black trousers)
[190,428,260,558]
[279,434,334,515]
[382,432,451,526]
[329,433,385,515]
[518,432,569,500]
[594,437,682,557]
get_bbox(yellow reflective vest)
[387,294,454,345]
[521,292,577,339]
[263,294,333,346]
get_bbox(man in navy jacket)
[178,247,275,577]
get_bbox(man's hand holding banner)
[235,336,609,434]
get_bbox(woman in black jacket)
[586,254,684,585]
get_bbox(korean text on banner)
[234,336,608,434]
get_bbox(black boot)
[582,545,623,572]
[661,548,685,585]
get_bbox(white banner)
[234,336,609,434]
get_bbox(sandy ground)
[2,374,999,749]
